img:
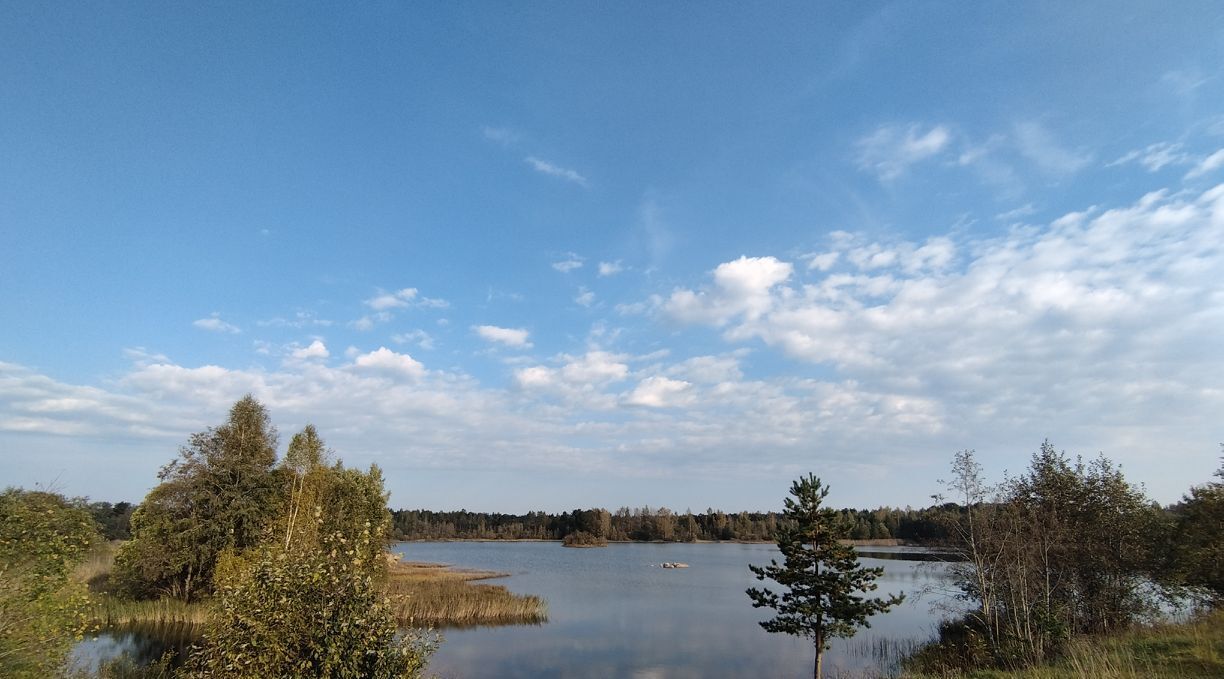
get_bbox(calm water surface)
[396,541,951,678]
[73,542,952,678]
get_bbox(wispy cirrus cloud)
[856,123,951,181]
[481,125,521,147]
[1185,149,1224,180]
[1109,142,1192,172]
[525,156,589,187]
[1012,121,1091,175]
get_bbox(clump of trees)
[747,474,903,679]
[922,442,1179,671]
[0,488,100,677]
[111,396,433,677]
[112,396,283,602]
[561,530,607,547]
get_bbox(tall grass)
[902,608,1224,678]
[73,543,546,630]
[384,560,547,627]
[84,594,212,628]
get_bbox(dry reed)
[383,559,547,627]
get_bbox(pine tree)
[747,474,903,678]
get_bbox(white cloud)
[289,340,329,361]
[856,123,951,180]
[193,313,240,334]
[1185,149,1224,180]
[352,347,424,380]
[257,311,333,328]
[363,287,449,311]
[350,312,391,332]
[575,287,595,307]
[804,252,839,271]
[1109,142,1191,172]
[474,325,532,348]
[391,330,434,351]
[525,156,589,187]
[366,288,418,310]
[663,256,793,325]
[995,204,1037,222]
[598,261,624,276]
[552,253,584,273]
[481,125,520,146]
[624,376,693,408]
[1013,121,1091,175]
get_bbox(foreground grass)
[904,609,1224,679]
[73,542,546,630]
[384,558,547,627]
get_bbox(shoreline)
[395,537,917,547]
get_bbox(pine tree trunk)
[814,646,823,679]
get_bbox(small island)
[561,531,608,548]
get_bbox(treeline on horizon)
[390,504,957,543]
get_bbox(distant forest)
[390,505,959,543]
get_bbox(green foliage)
[1169,453,1224,605]
[183,423,433,677]
[747,474,903,676]
[185,534,433,678]
[88,501,134,541]
[113,395,284,602]
[0,488,100,678]
[936,444,1167,671]
[279,429,392,574]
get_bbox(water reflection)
[73,542,954,678]
[70,622,195,674]
[399,542,953,678]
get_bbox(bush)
[183,529,434,678]
[0,488,99,678]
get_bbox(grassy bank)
[904,609,1224,679]
[73,542,546,630]
[384,559,547,627]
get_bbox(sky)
[2,2,1223,513]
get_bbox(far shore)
[396,537,916,547]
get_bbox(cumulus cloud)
[575,287,595,307]
[856,123,951,180]
[474,325,532,348]
[624,376,693,408]
[4,182,1222,508]
[525,156,589,187]
[193,313,240,334]
[663,186,1224,472]
[352,347,424,380]
[663,256,793,325]
[289,340,329,361]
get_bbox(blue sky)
[2,2,1223,512]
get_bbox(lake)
[74,541,954,678]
